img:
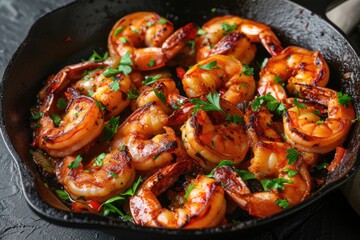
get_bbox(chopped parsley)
[153,89,167,105]
[32,111,43,120]
[56,98,67,109]
[131,29,140,34]
[87,50,109,62]
[274,75,282,83]
[242,65,254,76]
[159,18,167,24]
[184,183,196,202]
[260,178,293,191]
[103,68,122,78]
[127,88,139,100]
[315,162,328,170]
[235,169,256,181]
[316,120,325,124]
[251,93,286,116]
[226,113,244,123]
[190,91,223,114]
[114,26,124,36]
[197,28,207,35]
[119,37,127,43]
[206,160,235,178]
[119,146,126,151]
[55,190,70,201]
[93,153,106,167]
[103,51,133,77]
[338,92,352,107]
[221,23,237,32]
[276,199,291,209]
[313,109,321,116]
[102,116,120,142]
[286,148,300,165]
[282,168,298,178]
[198,60,218,70]
[147,59,155,67]
[110,81,120,91]
[142,74,161,85]
[109,171,118,178]
[51,113,61,126]
[147,21,155,27]
[67,155,82,169]
[293,98,307,114]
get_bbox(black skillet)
[0,0,359,239]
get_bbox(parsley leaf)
[159,18,167,24]
[221,23,237,32]
[102,116,120,142]
[32,111,43,120]
[51,113,61,127]
[226,114,244,123]
[282,168,298,178]
[127,88,139,100]
[119,37,127,43]
[93,153,106,167]
[184,183,196,202]
[260,178,293,191]
[274,75,282,83]
[147,21,154,27]
[197,28,207,35]
[147,59,155,67]
[313,109,321,116]
[142,74,161,85]
[316,120,325,124]
[275,199,291,209]
[110,81,120,91]
[67,155,82,169]
[190,91,224,114]
[242,65,254,76]
[114,26,124,36]
[338,92,352,107]
[103,68,122,78]
[56,98,67,109]
[55,190,70,201]
[206,160,235,178]
[294,98,306,114]
[286,148,300,165]
[198,60,218,70]
[122,176,142,197]
[235,169,256,181]
[251,93,286,116]
[109,171,118,178]
[87,50,109,62]
[153,89,167,105]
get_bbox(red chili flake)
[64,36,72,42]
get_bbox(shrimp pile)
[30,11,357,229]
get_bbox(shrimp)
[131,77,179,114]
[182,55,256,105]
[39,61,109,114]
[196,16,283,63]
[108,12,197,71]
[129,160,226,228]
[111,102,185,171]
[33,90,104,158]
[283,84,355,154]
[56,148,135,202]
[181,98,249,171]
[73,69,132,118]
[258,46,330,101]
[214,141,311,218]
[244,106,283,145]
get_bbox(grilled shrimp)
[214,141,311,218]
[111,102,185,171]
[244,106,283,145]
[56,149,135,202]
[283,84,355,154]
[34,90,104,158]
[39,61,108,114]
[130,160,226,228]
[258,46,330,101]
[196,16,283,63]
[181,98,249,171]
[182,55,255,105]
[131,77,179,114]
[73,69,132,118]
[108,12,197,71]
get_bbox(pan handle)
[290,0,346,18]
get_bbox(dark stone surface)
[0,0,359,239]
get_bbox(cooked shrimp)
[214,141,311,217]
[39,61,108,114]
[111,102,185,171]
[244,106,283,145]
[196,16,283,63]
[181,98,249,171]
[56,148,135,202]
[283,84,355,154]
[73,69,132,118]
[34,90,104,158]
[131,77,179,114]
[258,46,330,101]
[182,55,255,105]
[130,160,226,228]
[108,12,197,71]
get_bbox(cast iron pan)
[1,0,359,239]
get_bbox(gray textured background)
[0,0,359,240]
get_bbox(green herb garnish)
[67,155,82,169]
[102,116,120,142]
[286,148,300,165]
[275,199,291,209]
[338,92,352,107]
[93,153,106,167]
[142,74,161,85]
[198,60,218,70]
